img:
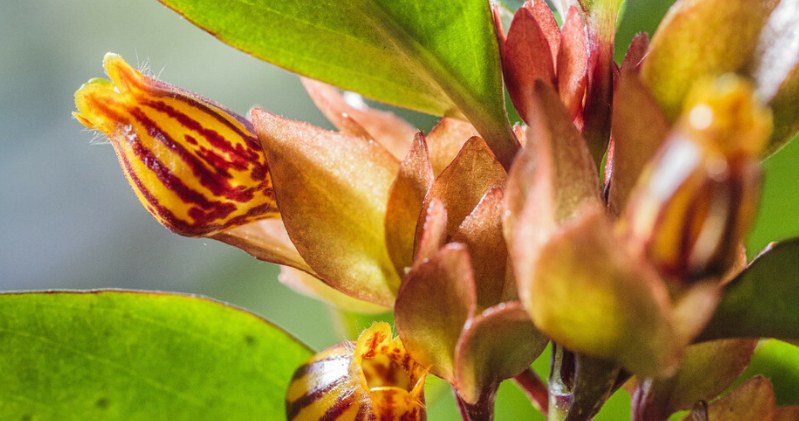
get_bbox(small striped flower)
[74,53,278,236]
[286,322,427,420]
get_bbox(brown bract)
[252,108,400,308]
[683,376,777,421]
[607,64,670,215]
[301,78,417,160]
[418,136,507,238]
[454,302,548,404]
[505,81,599,290]
[426,118,479,176]
[502,2,589,127]
[633,339,757,420]
[395,243,476,381]
[385,133,435,276]
[452,187,516,307]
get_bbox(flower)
[286,322,427,420]
[74,53,278,236]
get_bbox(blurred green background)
[1,0,797,419]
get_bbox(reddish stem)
[513,368,549,416]
[454,386,498,421]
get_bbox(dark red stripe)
[127,107,228,207]
[321,392,356,420]
[354,403,377,421]
[144,99,258,170]
[128,106,259,203]
[89,97,250,234]
[145,79,260,149]
[286,377,347,420]
[117,145,219,235]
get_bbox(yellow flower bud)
[74,53,278,236]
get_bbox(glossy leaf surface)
[160,0,518,167]
[699,238,799,341]
[0,291,312,420]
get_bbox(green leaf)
[160,0,518,167]
[699,238,799,342]
[741,340,799,406]
[0,290,312,420]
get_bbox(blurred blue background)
[1,0,798,419]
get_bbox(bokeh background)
[2,0,798,419]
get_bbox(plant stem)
[548,344,575,421]
[455,386,498,421]
[513,368,549,415]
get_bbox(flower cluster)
[75,0,799,419]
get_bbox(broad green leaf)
[0,290,312,420]
[741,340,799,406]
[160,0,518,167]
[699,238,799,342]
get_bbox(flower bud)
[286,322,427,420]
[622,75,772,281]
[74,53,277,236]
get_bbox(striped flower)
[74,53,278,236]
[286,322,427,420]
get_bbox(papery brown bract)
[385,133,434,276]
[252,108,401,308]
[395,243,476,382]
[633,339,757,420]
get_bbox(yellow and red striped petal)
[74,53,277,236]
[286,322,427,420]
